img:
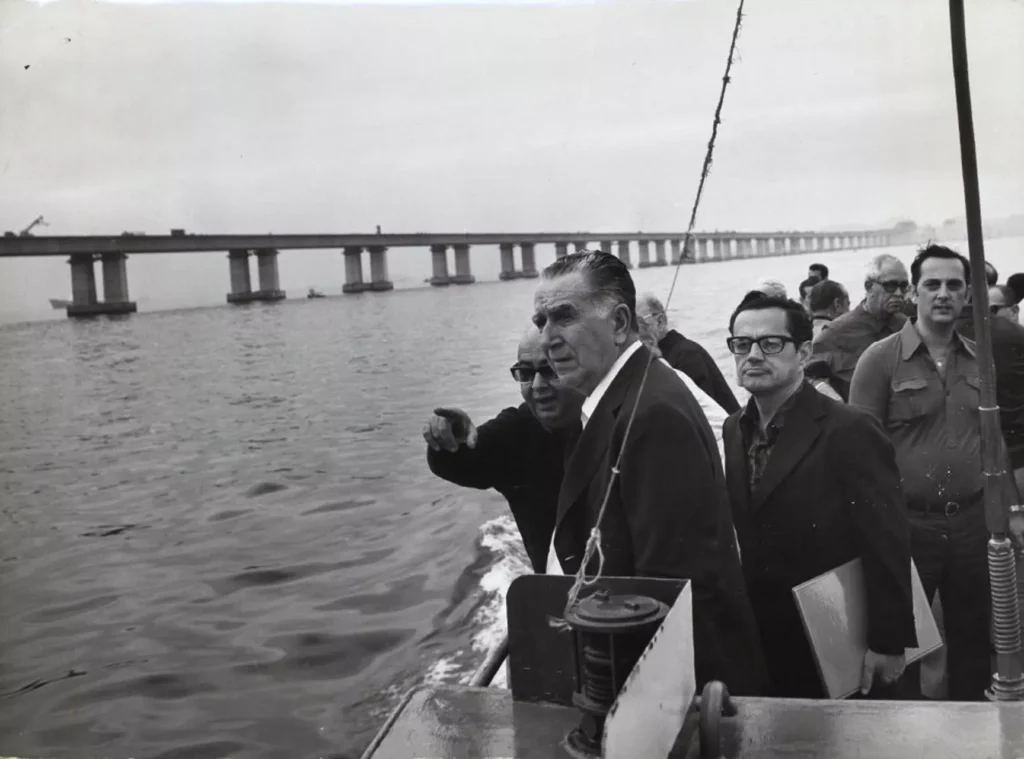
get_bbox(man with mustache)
[533,250,769,696]
[808,254,909,400]
[424,326,582,573]
[850,245,991,701]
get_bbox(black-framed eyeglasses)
[872,279,910,294]
[726,335,798,356]
[511,363,558,383]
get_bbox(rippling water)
[0,240,1018,759]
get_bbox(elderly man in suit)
[532,250,769,696]
[424,326,583,573]
[723,292,917,699]
[635,292,740,414]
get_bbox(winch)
[562,588,670,758]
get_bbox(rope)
[562,0,748,618]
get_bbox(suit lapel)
[553,345,655,534]
[750,384,824,511]
[723,414,752,517]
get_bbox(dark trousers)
[908,504,992,701]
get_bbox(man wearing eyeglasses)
[990,285,1020,325]
[850,245,991,702]
[423,326,583,573]
[807,254,909,400]
[722,292,916,699]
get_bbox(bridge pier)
[653,240,667,266]
[499,243,516,280]
[600,240,613,255]
[637,240,652,268]
[430,244,451,286]
[617,239,632,269]
[227,248,285,303]
[367,245,393,291]
[451,243,475,284]
[65,252,138,317]
[573,240,587,254]
[227,249,253,301]
[520,243,538,278]
[498,243,539,280]
[255,248,286,300]
[343,246,369,293]
[670,239,682,265]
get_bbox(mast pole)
[947,0,1024,701]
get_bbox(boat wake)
[422,514,530,689]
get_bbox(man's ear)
[612,302,633,344]
[797,340,813,364]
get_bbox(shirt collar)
[740,380,803,433]
[581,340,642,428]
[900,318,976,361]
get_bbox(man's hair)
[729,292,814,345]
[798,277,817,299]
[638,292,666,318]
[542,250,638,330]
[753,278,788,299]
[864,253,904,282]
[809,263,829,279]
[910,244,971,286]
[808,279,849,312]
[1007,273,1024,305]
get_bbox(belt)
[906,491,983,517]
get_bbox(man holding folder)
[723,292,918,698]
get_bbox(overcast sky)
[1,0,1021,314]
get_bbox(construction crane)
[19,215,47,237]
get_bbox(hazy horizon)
[1,0,1022,315]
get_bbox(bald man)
[424,328,583,572]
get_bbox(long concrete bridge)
[0,228,896,317]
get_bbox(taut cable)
[562,0,748,617]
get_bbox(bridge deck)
[0,230,889,257]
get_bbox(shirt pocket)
[888,376,932,423]
[959,374,982,414]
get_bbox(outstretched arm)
[426,406,534,491]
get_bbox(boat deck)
[362,684,1024,759]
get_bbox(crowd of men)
[423,244,1024,703]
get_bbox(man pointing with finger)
[424,326,583,572]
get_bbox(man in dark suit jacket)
[636,292,741,413]
[723,292,917,699]
[532,251,770,697]
[424,327,582,572]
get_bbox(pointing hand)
[423,407,478,452]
